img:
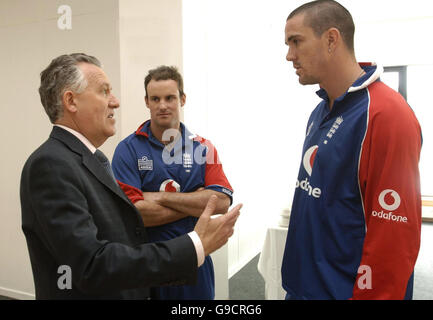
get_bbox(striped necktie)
[94,149,117,183]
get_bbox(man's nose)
[286,47,295,62]
[109,94,120,109]
[159,100,168,109]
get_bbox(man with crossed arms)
[112,66,233,300]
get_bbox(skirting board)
[0,286,35,300]
[228,248,261,279]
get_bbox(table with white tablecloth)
[257,225,288,300]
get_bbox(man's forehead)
[285,13,315,42]
[285,13,307,32]
[147,79,179,94]
[78,62,109,86]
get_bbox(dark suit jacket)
[20,126,198,299]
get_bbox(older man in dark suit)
[20,53,241,299]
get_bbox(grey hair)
[39,53,101,123]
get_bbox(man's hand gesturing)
[194,195,242,256]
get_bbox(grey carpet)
[229,254,265,300]
[414,222,433,300]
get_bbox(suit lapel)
[50,127,134,206]
[81,154,133,204]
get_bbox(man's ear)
[63,90,77,113]
[326,27,341,53]
[145,96,150,109]
[180,94,186,107]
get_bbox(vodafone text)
[295,177,321,199]
[371,210,408,223]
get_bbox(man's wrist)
[188,231,205,267]
[157,190,167,205]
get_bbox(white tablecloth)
[257,225,288,300]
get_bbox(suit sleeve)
[22,153,197,294]
[353,84,422,299]
[112,140,144,204]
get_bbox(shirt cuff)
[188,231,205,267]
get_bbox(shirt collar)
[316,63,383,101]
[348,63,383,93]
[135,120,196,146]
[54,124,97,154]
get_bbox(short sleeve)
[112,140,144,203]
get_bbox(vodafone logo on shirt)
[302,145,318,176]
[378,189,401,211]
[372,189,407,223]
[296,145,322,199]
[160,179,180,192]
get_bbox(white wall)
[341,0,433,66]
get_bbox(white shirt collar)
[54,124,97,154]
[348,63,383,93]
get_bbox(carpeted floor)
[413,222,433,300]
[229,254,265,300]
